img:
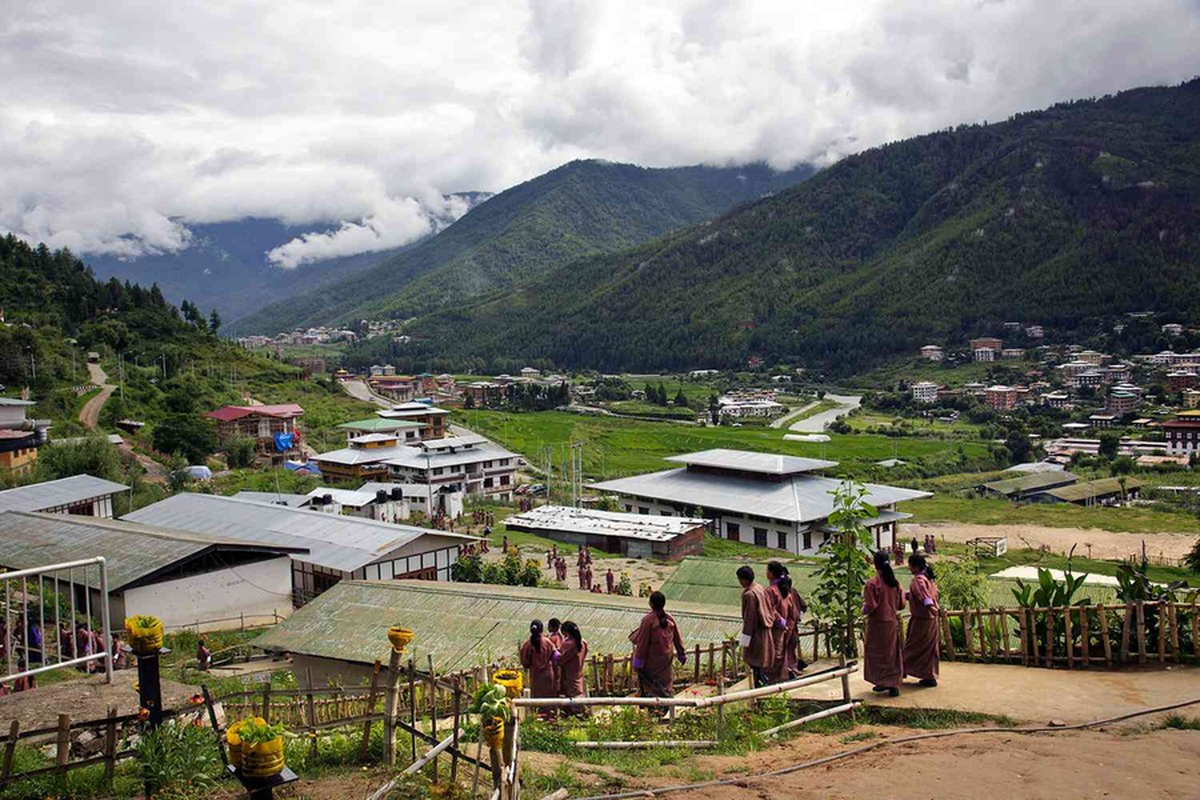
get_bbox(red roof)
[205,404,304,421]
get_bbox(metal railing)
[1,557,112,685]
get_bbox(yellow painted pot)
[387,626,414,653]
[226,721,245,768]
[492,670,522,698]
[481,716,504,749]
[124,616,163,655]
[241,736,285,779]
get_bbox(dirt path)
[0,670,196,734]
[909,521,1196,561]
[78,362,115,431]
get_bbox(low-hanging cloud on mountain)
[1,0,1198,265]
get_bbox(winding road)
[78,362,115,430]
[779,393,862,433]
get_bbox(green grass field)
[908,495,1200,534]
[454,409,992,480]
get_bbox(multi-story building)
[1185,390,1200,409]
[1162,323,1184,337]
[1076,350,1107,366]
[205,404,304,463]
[1041,391,1073,410]
[1163,412,1200,456]
[590,449,929,556]
[1105,391,1139,416]
[1167,370,1198,392]
[1025,325,1045,339]
[984,385,1019,411]
[919,345,944,361]
[384,434,518,502]
[1000,348,1025,359]
[377,402,449,440]
[911,381,939,404]
[0,398,50,473]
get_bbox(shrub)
[935,551,988,610]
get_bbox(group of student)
[737,561,810,687]
[862,551,940,696]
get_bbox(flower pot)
[493,670,523,698]
[124,617,163,655]
[241,736,285,779]
[226,721,245,768]
[387,626,414,653]
[481,716,504,749]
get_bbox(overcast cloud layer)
[1,0,1198,267]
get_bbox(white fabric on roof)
[505,505,708,542]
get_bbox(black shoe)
[872,685,889,693]
[795,660,809,672]
[919,679,938,688]
[887,688,900,697]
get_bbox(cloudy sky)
[2,0,1198,268]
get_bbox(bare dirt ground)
[78,362,115,430]
[0,670,195,733]
[909,521,1196,561]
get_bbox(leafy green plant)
[135,722,222,798]
[469,684,511,722]
[936,550,989,610]
[236,718,286,745]
[1010,567,1091,608]
[811,481,875,658]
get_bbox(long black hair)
[548,617,561,634]
[776,575,793,598]
[767,561,788,581]
[873,550,899,589]
[649,590,670,628]
[908,553,936,581]
[561,620,583,649]
[529,619,544,651]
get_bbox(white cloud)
[0,0,1197,262]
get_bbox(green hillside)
[229,160,813,338]
[400,79,1200,375]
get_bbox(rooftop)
[231,491,309,508]
[665,449,837,476]
[0,474,129,514]
[979,471,1079,496]
[0,398,35,407]
[125,493,476,573]
[384,439,517,470]
[336,418,422,432]
[505,505,709,543]
[206,404,304,422]
[0,511,303,591]
[1043,478,1143,503]
[253,580,741,670]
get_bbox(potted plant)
[492,669,523,698]
[236,717,286,779]
[225,719,246,768]
[387,626,414,654]
[124,615,163,655]
[469,684,510,750]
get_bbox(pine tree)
[208,309,222,336]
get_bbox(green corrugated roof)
[980,471,1078,496]
[1043,477,1143,503]
[254,580,742,671]
[336,418,422,432]
[660,557,826,608]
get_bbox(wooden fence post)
[262,680,272,725]
[1136,602,1147,665]
[305,668,318,762]
[408,659,418,763]
[693,644,700,685]
[55,714,70,773]
[451,677,462,785]
[360,660,383,762]
[998,610,1011,662]
[1043,610,1054,668]
[427,654,438,783]
[382,650,403,767]
[1157,601,1167,665]
[1120,604,1133,664]
[1079,607,1090,667]
[1,720,19,784]
[1167,601,1180,662]
[103,707,117,784]
[963,609,975,660]
[1098,606,1113,666]
[1064,607,1074,668]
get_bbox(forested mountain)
[87,192,490,324]
[388,79,1200,376]
[228,161,815,336]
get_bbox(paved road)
[786,393,861,433]
[341,379,391,408]
[78,362,115,430]
[770,400,820,428]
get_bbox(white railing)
[1,557,112,685]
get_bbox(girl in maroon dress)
[903,553,940,687]
[630,591,686,697]
[555,620,589,714]
[519,620,558,709]
[862,550,905,697]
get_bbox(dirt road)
[78,362,115,430]
[910,521,1196,561]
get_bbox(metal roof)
[312,442,415,466]
[232,491,309,508]
[253,580,743,670]
[0,474,129,514]
[358,481,456,499]
[304,488,379,507]
[384,439,518,470]
[125,494,477,574]
[418,434,488,451]
[1043,477,1143,503]
[0,398,35,407]
[979,471,1079,496]
[505,505,709,543]
[0,511,301,591]
[665,449,837,475]
[590,469,929,523]
[337,418,421,432]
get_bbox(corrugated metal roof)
[591,469,930,523]
[666,449,837,475]
[313,443,414,466]
[304,488,379,507]
[253,581,743,671]
[125,494,477,573]
[232,491,309,508]
[384,440,518,470]
[505,505,709,543]
[1043,477,1142,502]
[980,471,1079,496]
[0,511,300,590]
[337,418,421,432]
[0,474,129,513]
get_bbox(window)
[777,531,788,550]
[661,511,671,516]
[500,475,510,485]
[753,528,768,547]
[484,477,494,488]
[625,504,633,512]
[726,522,740,540]
[802,531,812,550]
[638,506,649,515]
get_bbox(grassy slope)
[908,495,1200,534]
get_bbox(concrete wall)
[122,557,293,631]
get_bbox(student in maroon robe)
[605,568,615,594]
[769,576,804,682]
[555,620,589,713]
[630,591,686,697]
[737,566,776,687]
[519,620,558,711]
[903,553,940,687]
[863,550,905,697]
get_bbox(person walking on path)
[556,620,589,713]
[863,550,905,697]
[630,591,686,697]
[737,566,776,687]
[903,553,940,687]
[519,620,558,712]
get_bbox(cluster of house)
[239,326,360,349]
[715,389,786,419]
[977,470,1141,506]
